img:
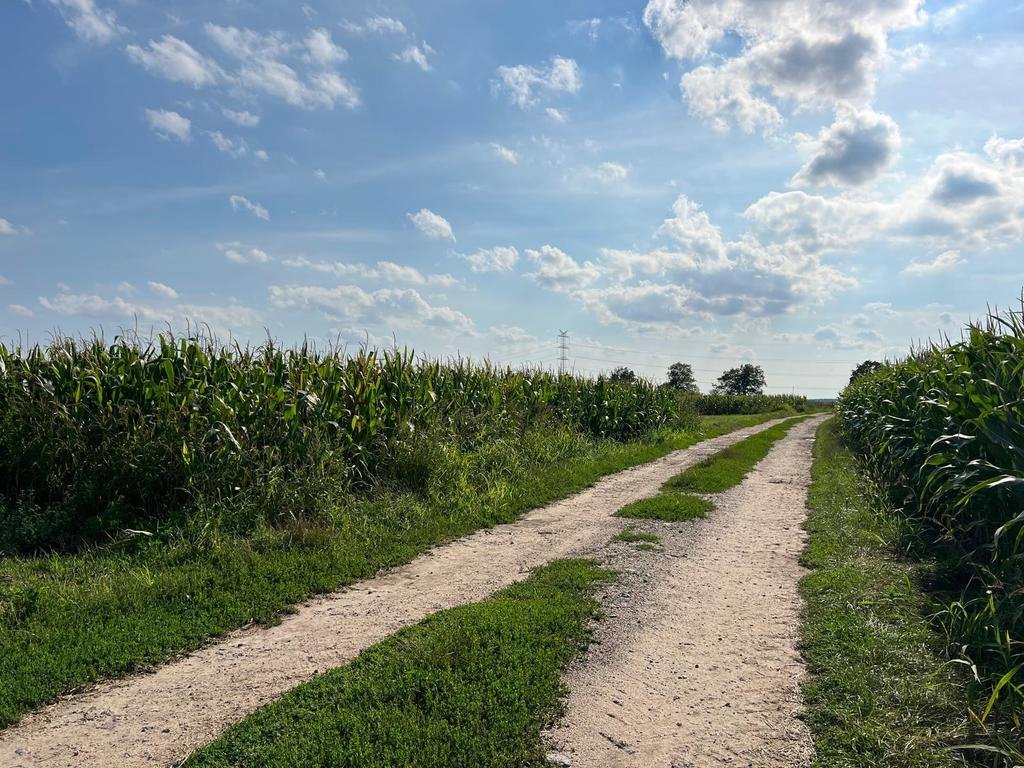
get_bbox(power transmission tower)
[557,330,569,374]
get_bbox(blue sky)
[1,0,1023,395]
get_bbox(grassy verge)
[801,418,970,767]
[616,493,713,522]
[184,559,611,768]
[0,411,789,728]
[665,415,808,493]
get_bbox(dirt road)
[0,418,799,768]
[546,415,824,767]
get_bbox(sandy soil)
[545,415,825,768]
[0,418,795,768]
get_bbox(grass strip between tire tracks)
[184,559,612,768]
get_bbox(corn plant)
[837,305,1024,758]
[0,332,691,553]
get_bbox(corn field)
[687,392,808,415]
[837,306,1024,759]
[0,333,692,553]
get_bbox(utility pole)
[557,330,569,374]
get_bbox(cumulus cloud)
[341,16,409,36]
[589,161,629,184]
[494,56,581,108]
[217,242,272,264]
[304,27,347,66]
[143,109,192,142]
[222,108,260,127]
[147,281,179,299]
[0,217,25,236]
[902,249,963,275]
[229,194,270,221]
[283,256,457,287]
[985,135,1024,168]
[407,208,455,241]
[461,246,519,273]
[791,105,901,187]
[644,0,925,132]
[127,35,222,87]
[546,107,569,123]
[525,245,600,292]
[129,25,359,111]
[8,304,34,318]
[394,43,434,71]
[269,284,473,334]
[48,0,123,45]
[491,144,519,164]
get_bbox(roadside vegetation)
[0,332,798,727]
[183,559,612,768]
[802,419,970,767]
[836,304,1024,765]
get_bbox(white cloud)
[48,0,123,45]
[985,135,1024,168]
[217,242,272,264]
[222,108,260,127]
[208,130,248,158]
[791,105,901,187]
[314,168,327,180]
[407,208,455,241]
[494,56,582,108]
[304,27,348,66]
[489,325,538,346]
[644,0,925,132]
[0,275,9,286]
[394,43,434,71]
[902,249,963,275]
[491,143,519,164]
[525,245,600,292]
[38,290,261,334]
[147,281,179,299]
[144,109,192,142]
[127,35,222,87]
[546,107,569,123]
[284,256,457,287]
[589,161,629,184]
[8,304,34,318]
[342,16,409,36]
[461,246,519,273]
[254,149,269,161]
[269,284,473,333]
[0,218,23,236]
[229,194,270,221]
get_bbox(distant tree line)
[607,361,769,396]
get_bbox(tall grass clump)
[837,304,1024,762]
[0,332,692,553]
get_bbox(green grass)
[615,493,713,522]
[664,415,807,494]
[611,529,660,544]
[0,411,787,728]
[801,418,971,768]
[183,559,612,768]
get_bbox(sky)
[1,0,1023,396]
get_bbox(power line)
[570,354,847,381]
[571,342,863,366]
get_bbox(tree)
[608,366,636,384]
[849,360,883,385]
[666,362,699,393]
[712,364,766,395]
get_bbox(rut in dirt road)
[0,418,795,768]
[547,415,827,768]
